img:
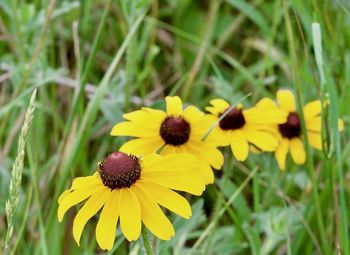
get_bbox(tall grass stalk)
[4,89,37,255]
[284,4,328,253]
[312,22,349,254]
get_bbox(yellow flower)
[58,151,205,251]
[260,89,344,170]
[111,96,224,184]
[205,98,287,161]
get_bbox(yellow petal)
[96,190,120,251]
[290,138,306,165]
[123,108,166,127]
[244,107,287,124]
[277,90,296,112]
[338,118,344,132]
[142,153,197,173]
[143,152,213,184]
[229,130,249,161]
[197,160,215,184]
[110,122,158,137]
[303,100,321,119]
[306,117,321,132]
[142,171,205,195]
[119,137,163,156]
[58,190,71,204]
[209,98,230,113]
[275,138,289,170]
[137,180,191,219]
[255,97,277,109]
[244,130,278,151]
[160,144,175,155]
[132,185,175,240]
[71,175,101,190]
[191,114,217,138]
[119,188,141,241]
[307,131,322,150]
[166,96,183,115]
[185,140,224,169]
[205,106,220,116]
[73,188,111,245]
[57,185,104,222]
[183,105,204,123]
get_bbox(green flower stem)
[142,227,154,255]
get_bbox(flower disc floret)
[98,152,141,189]
[278,112,301,139]
[219,107,246,130]
[159,116,191,146]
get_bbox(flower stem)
[141,227,154,255]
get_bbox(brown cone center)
[219,107,246,130]
[278,112,301,138]
[159,116,191,146]
[98,152,141,189]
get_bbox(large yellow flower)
[258,89,344,170]
[205,98,287,161]
[111,96,224,184]
[58,151,205,251]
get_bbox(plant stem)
[142,227,154,255]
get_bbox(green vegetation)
[0,0,349,254]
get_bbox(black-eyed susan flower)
[58,151,205,251]
[259,89,344,170]
[110,96,224,184]
[205,98,287,161]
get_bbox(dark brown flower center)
[278,112,301,138]
[219,107,246,130]
[159,116,191,146]
[98,152,141,190]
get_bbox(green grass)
[1,0,349,254]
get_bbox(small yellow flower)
[111,96,224,184]
[58,151,205,251]
[260,89,344,170]
[205,98,287,161]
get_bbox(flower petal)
[71,174,101,190]
[132,184,175,240]
[306,117,321,132]
[119,188,141,241]
[166,96,183,115]
[185,140,224,169]
[58,190,71,204]
[277,90,296,112]
[244,130,278,151]
[119,137,163,156]
[142,171,205,195]
[197,160,215,184]
[229,130,249,161]
[338,118,344,132]
[110,122,158,137]
[137,180,191,219]
[96,190,120,251]
[255,97,277,109]
[303,100,321,119]
[275,138,289,170]
[290,138,306,165]
[73,188,111,245]
[209,98,230,113]
[57,185,105,222]
[307,131,322,150]
[123,108,166,127]
[142,153,197,173]
[183,105,204,123]
[160,144,175,155]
